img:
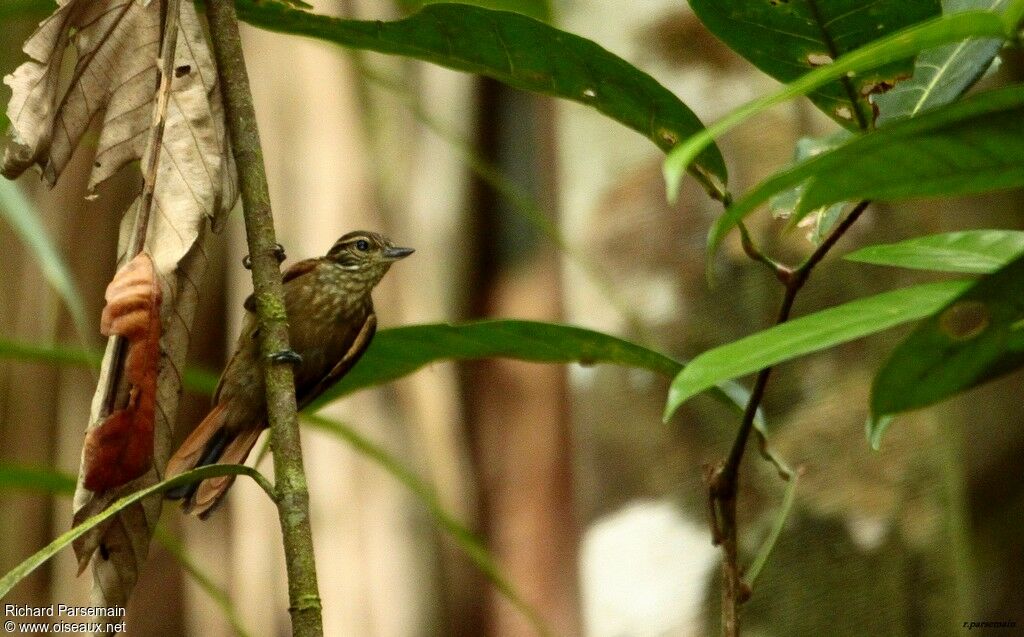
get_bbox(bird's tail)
[165,403,262,518]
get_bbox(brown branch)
[204,1,324,635]
[709,199,871,636]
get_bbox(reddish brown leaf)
[83,253,162,492]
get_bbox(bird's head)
[325,230,414,286]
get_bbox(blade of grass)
[0,464,274,599]
[302,412,552,637]
[154,526,255,637]
[0,180,91,345]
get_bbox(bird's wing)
[296,312,377,410]
[242,258,322,313]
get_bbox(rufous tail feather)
[165,403,262,518]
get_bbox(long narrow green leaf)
[709,85,1024,253]
[303,413,551,637]
[397,0,551,22]
[746,471,800,586]
[876,0,1009,125]
[314,320,681,407]
[0,180,90,343]
[663,8,1014,201]
[231,0,727,197]
[0,465,273,599]
[873,254,1024,415]
[7,0,726,194]
[0,469,253,637]
[154,526,255,637]
[846,230,1024,273]
[0,464,76,495]
[664,281,971,420]
[0,338,218,394]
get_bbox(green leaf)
[397,0,552,22]
[746,470,800,586]
[689,0,941,129]
[315,320,681,407]
[0,338,219,395]
[232,1,727,196]
[0,464,273,600]
[0,0,52,20]
[0,321,748,416]
[866,414,895,450]
[0,464,76,496]
[846,230,1024,273]
[663,8,1015,201]
[303,414,551,637]
[154,526,256,637]
[769,131,853,245]
[664,281,970,419]
[0,180,90,343]
[710,84,1024,252]
[872,254,1024,415]
[875,0,1009,125]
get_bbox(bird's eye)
[355,240,370,252]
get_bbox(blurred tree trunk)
[462,80,579,637]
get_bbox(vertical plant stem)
[204,1,324,635]
[710,200,870,636]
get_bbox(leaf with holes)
[873,254,1024,415]
[688,0,941,128]
[876,0,1008,125]
[769,130,853,245]
[709,84,1024,253]
[846,230,1024,273]
[662,8,1014,201]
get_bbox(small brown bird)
[166,230,413,517]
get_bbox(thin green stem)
[204,1,323,634]
[710,200,870,636]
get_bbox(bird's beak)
[383,246,415,261]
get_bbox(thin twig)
[204,1,324,635]
[709,199,870,636]
[100,0,181,416]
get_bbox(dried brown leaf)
[2,0,237,617]
[83,253,161,493]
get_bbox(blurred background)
[1,1,1022,636]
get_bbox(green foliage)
[711,85,1024,253]
[875,0,1009,125]
[689,0,941,129]
[873,254,1024,415]
[317,320,679,405]
[663,7,1017,200]
[396,0,552,22]
[233,1,727,196]
[768,131,853,244]
[664,282,970,420]
[846,230,1024,273]
[0,464,76,495]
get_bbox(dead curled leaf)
[83,254,162,493]
[3,0,237,616]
